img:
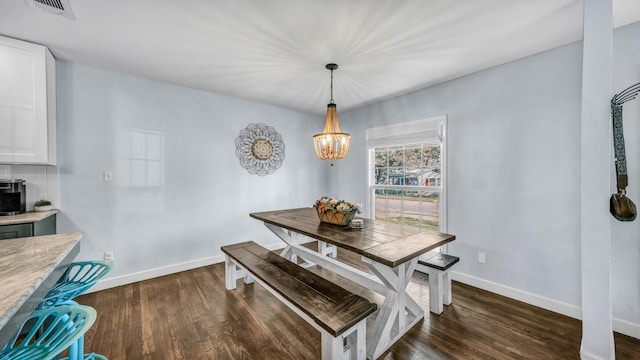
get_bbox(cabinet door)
[33,214,56,236]
[0,223,32,240]
[0,35,56,164]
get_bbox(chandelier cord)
[330,68,334,104]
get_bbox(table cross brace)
[264,223,389,295]
[363,257,423,359]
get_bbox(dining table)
[250,207,456,360]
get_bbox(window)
[366,116,447,234]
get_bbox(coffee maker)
[0,179,26,215]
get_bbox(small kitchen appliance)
[0,179,26,215]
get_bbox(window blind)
[365,115,446,148]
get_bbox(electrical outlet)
[104,251,114,262]
[478,252,487,264]
[103,170,114,182]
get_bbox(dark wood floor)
[77,246,640,359]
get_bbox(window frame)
[366,115,448,240]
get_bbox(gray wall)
[52,21,640,335]
[341,40,583,304]
[611,21,640,329]
[55,61,328,279]
[340,21,640,331]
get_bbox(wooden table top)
[250,207,455,268]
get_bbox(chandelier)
[313,63,350,166]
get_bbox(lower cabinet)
[0,214,56,240]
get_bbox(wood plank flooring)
[77,245,640,359]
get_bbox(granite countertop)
[0,232,81,346]
[0,210,58,226]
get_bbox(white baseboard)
[87,254,224,293]
[580,340,614,360]
[612,317,640,340]
[580,349,608,360]
[452,271,640,340]
[85,245,640,340]
[451,271,583,319]
[86,241,286,294]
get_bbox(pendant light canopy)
[313,63,350,166]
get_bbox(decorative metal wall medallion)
[235,123,285,176]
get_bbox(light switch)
[103,170,114,182]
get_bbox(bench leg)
[346,319,366,360]
[427,268,452,314]
[443,269,452,305]
[225,255,253,290]
[321,319,366,360]
[428,268,443,314]
[318,240,337,258]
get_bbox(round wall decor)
[235,123,285,176]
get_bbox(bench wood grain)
[222,241,377,359]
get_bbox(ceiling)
[0,0,639,115]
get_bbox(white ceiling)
[0,0,639,115]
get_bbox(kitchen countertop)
[0,232,81,347]
[0,210,58,226]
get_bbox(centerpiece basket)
[314,196,360,226]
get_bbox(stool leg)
[69,336,86,360]
[78,335,85,360]
[69,340,78,360]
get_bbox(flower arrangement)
[314,196,360,213]
[314,196,360,226]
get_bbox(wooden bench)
[221,241,377,360]
[416,253,460,315]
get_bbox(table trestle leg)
[364,258,424,359]
[265,223,316,267]
[279,245,293,259]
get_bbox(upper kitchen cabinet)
[0,35,56,165]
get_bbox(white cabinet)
[0,36,56,165]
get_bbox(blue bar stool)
[38,261,113,309]
[0,305,96,360]
[38,261,113,360]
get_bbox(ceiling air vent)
[25,0,75,20]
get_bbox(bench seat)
[222,241,377,360]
